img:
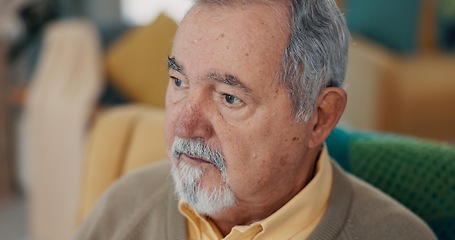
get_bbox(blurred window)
[120,0,193,25]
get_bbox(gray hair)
[283,0,349,121]
[194,0,350,122]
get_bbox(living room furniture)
[23,19,103,240]
[342,38,455,141]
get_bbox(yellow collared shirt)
[179,146,333,240]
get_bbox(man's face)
[166,3,315,218]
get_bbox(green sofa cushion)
[327,128,455,239]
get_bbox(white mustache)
[171,137,226,173]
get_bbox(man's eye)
[223,94,243,105]
[171,76,185,87]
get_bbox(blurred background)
[0,0,454,239]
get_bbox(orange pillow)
[105,14,178,108]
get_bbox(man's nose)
[174,96,213,140]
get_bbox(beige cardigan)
[75,160,436,240]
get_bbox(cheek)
[219,120,306,194]
[165,80,174,106]
[219,128,272,182]
[164,105,178,157]
[164,84,182,155]
[164,117,174,157]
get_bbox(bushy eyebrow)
[168,57,256,102]
[207,72,253,97]
[168,56,186,76]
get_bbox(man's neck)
[208,147,321,236]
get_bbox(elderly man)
[76,0,436,239]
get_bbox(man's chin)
[171,159,237,215]
[182,187,237,216]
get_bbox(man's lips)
[181,153,212,164]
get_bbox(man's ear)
[308,87,347,148]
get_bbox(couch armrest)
[76,105,166,225]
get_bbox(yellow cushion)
[76,105,166,224]
[105,14,178,107]
[122,108,167,173]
